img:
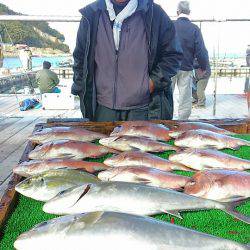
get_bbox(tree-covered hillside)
[0,3,69,53]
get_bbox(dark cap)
[43,61,51,69]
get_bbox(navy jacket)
[72,0,183,120]
[174,17,208,71]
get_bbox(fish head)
[28,142,53,160]
[28,128,53,144]
[104,153,127,166]
[99,137,120,147]
[13,161,33,177]
[15,171,67,201]
[43,183,94,215]
[14,214,79,249]
[184,172,213,198]
[110,125,126,136]
[15,174,48,200]
[14,213,105,249]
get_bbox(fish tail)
[222,198,250,224]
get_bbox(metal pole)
[213,22,220,117]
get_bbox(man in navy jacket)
[72,0,183,121]
[173,1,208,119]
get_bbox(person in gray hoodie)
[173,1,208,119]
[72,0,183,122]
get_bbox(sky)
[1,0,250,56]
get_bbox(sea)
[3,56,71,70]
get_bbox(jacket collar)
[86,0,151,12]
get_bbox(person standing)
[36,61,60,94]
[72,0,183,122]
[172,1,208,119]
[0,44,4,68]
[192,60,211,107]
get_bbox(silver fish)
[169,148,250,171]
[43,181,250,224]
[104,151,191,171]
[14,212,249,250]
[99,136,178,152]
[174,129,250,149]
[15,169,99,202]
[28,140,117,160]
[98,166,191,190]
[29,126,106,144]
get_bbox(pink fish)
[185,170,250,202]
[98,166,191,190]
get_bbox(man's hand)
[196,68,206,79]
[149,78,155,94]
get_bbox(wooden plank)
[0,117,22,131]
[0,143,27,183]
[0,117,43,164]
[0,175,12,201]
[0,117,38,146]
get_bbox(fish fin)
[219,196,247,203]
[58,153,76,159]
[133,177,151,185]
[72,184,92,206]
[222,198,250,224]
[162,210,183,219]
[130,146,142,151]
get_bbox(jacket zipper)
[113,20,125,109]
[81,15,91,117]
[113,51,119,109]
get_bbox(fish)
[28,140,117,160]
[184,170,250,202]
[14,212,250,250]
[110,123,171,142]
[13,159,110,177]
[98,166,191,190]
[104,151,191,171]
[29,126,106,144]
[174,129,250,149]
[15,169,99,202]
[169,122,234,138]
[99,136,178,152]
[43,181,250,224]
[169,148,250,171]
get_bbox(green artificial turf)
[0,135,250,249]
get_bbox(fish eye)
[40,178,45,184]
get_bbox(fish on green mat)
[184,170,250,202]
[15,169,99,202]
[104,151,190,171]
[28,140,118,160]
[169,149,250,171]
[99,136,178,152]
[13,159,110,177]
[29,126,106,144]
[98,166,191,190]
[174,129,250,150]
[169,122,234,138]
[110,123,171,142]
[43,181,250,224]
[14,212,250,250]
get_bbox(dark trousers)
[94,104,149,122]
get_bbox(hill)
[0,3,70,53]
